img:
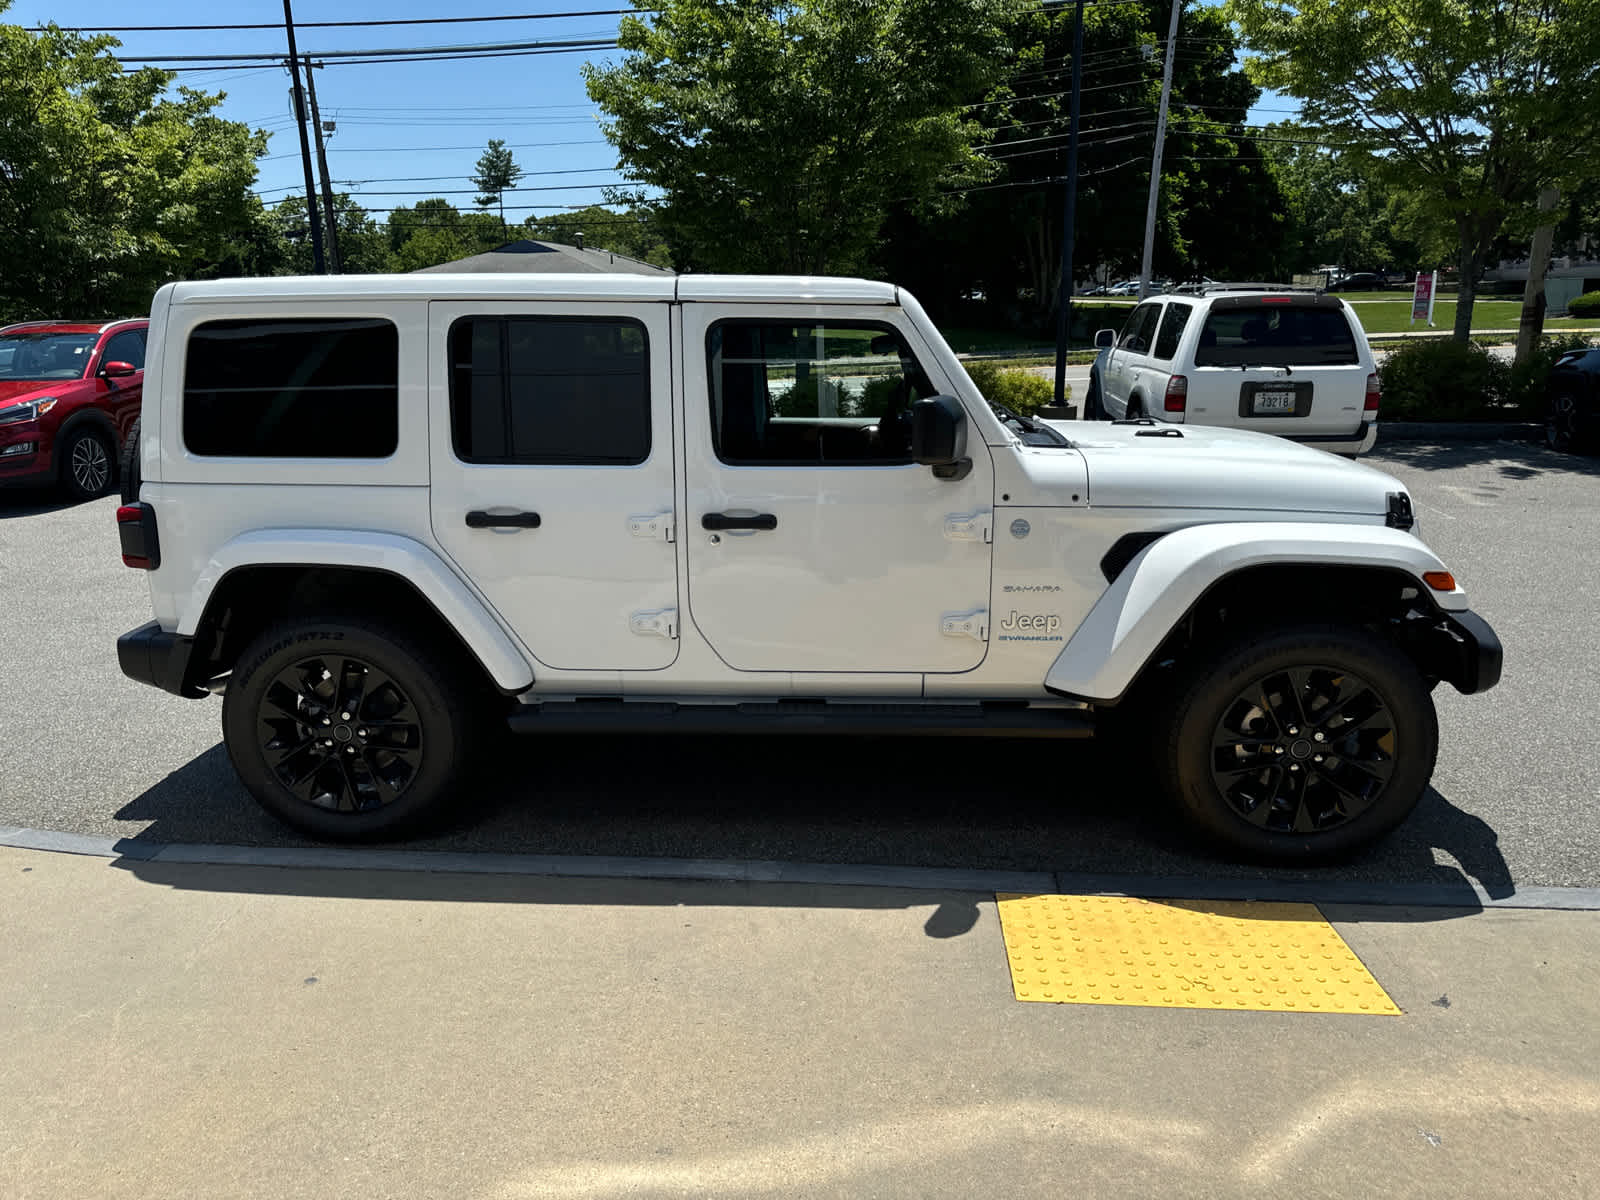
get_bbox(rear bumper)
[117,620,206,698]
[1289,421,1377,457]
[1411,608,1503,695]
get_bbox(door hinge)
[940,608,988,642]
[944,511,992,543]
[629,607,678,639]
[628,512,675,542]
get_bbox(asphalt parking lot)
[1,438,1596,892]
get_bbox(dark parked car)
[1546,346,1600,453]
[0,319,147,499]
[1327,273,1387,292]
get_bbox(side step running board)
[507,699,1096,739]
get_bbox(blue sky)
[11,1,1293,228]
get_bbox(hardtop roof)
[163,273,900,306]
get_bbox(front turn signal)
[1422,570,1457,592]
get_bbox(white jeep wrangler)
[115,274,1501,861]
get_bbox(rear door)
[427,301,680,671]
[1186,297,1370,437]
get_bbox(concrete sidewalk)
[4,845,1598,1199]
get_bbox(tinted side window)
[101,329,146,370]
[448,316,648,465]
[184,318,398,457]
[1119,303,1161,354]
[1153,302,1193,361]
[707,321,935,466]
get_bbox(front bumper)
[1410,608,1503,695]
[117,620,206,698]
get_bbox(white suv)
[115,273,1498,861]
[1084,288,1380,456]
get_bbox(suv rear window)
[183,318,399,458]
[1194,304,1358,367]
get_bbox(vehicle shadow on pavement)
[0,487,87,519]
[1373,439,1600,478]
[107,736,1516,926]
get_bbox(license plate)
[1253,390,1297,414]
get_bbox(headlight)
[0,398,56,425]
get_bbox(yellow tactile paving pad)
[996,894,1400,1015]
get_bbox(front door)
[680,305,994,674]
[93,326,146,446]
[428,301,679,671]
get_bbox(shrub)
[964,360,1060,415]
[1506,333,1599,418]
[1378,339,1509,420]
[1566,291,1600,318]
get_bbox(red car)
[0,319,148,500]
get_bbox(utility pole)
[1137,0,1182,300]
[303,57,341,273]
[1515,185,1561,365]
[282,0,325,274]
[1051,0,1086,410]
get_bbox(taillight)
[1164,374,1188,413]
[117,502,160,570]
[1364,372,1381,413]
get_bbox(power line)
[118,36,616,63]
[258,138,609,161]
[36,10,658,33]
[255,182,631,198]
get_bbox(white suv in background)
[1083,287,1380,457]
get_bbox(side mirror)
[912,394,970,480]
[101,361,137,378]
[1094,329,1117,349]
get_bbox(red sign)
[1411,272,1435,323]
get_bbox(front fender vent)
[1100,531,1168,583]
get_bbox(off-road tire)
[222,618,480,841]
[119,417,142,504]
[1157,622,1437,862]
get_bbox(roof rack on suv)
[1186,282,1323,296]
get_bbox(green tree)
[385,198,502,271]
[583,0,1011,274]
[0,11,266,319]
[267,193,393,275]
[471,138,523,239]
[1264,133,1422,277]
[1228,0,1600,341]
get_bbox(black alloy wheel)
[1158,623,1437,861]
[257,655,423,814]
[1208,666,1396,835]
[223,619,478,840]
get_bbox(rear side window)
[1152,302,1192,361]
[1195,304,1358,366]
[183,318,398,457]
[448,316,648,465]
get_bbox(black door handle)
[701,512,778,532]
[465,509,541,529]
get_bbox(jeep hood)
[1037,421,1402,515]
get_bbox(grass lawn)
[1348,300,1597,335]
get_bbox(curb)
[1378,422,1542,442]
[4,825,1598,911]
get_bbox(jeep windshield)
[1193,303,1359,367]
[0,333,98,380]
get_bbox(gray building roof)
[415,239,673,276]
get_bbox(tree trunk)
[1515,186,1561,366]
[1452,235,1483,343]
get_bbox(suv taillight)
[1364,372,1381,413]
[117,502,160,570]
[1164,374,1188,413]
